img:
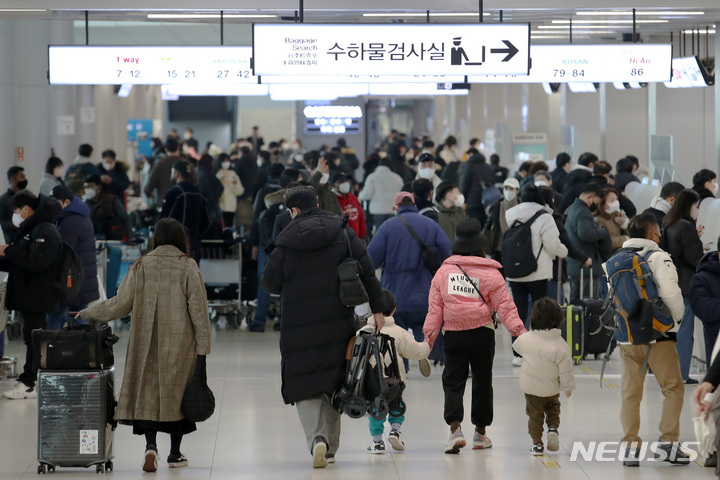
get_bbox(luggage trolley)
[199,239,250,328]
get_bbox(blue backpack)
[605,247,674,344]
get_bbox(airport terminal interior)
[2,0,720,478]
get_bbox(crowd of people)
[3,125,720,474]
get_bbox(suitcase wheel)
[105,461,113,472]
[96,464,105,474]
[38,464,46,474]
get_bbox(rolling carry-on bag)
[36,368,116,474]
[557,262,584,364]
[577,268,616,359]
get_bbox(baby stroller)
[332,331,406,420]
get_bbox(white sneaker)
[2,381,36,400]
[418,358,432,377]
[388,429,405,451]
[472,432,493,449]
[312,440,328,468]
[546,428,559,452]
[444,429,466,454]
[512,357,523,367]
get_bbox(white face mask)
[712,182,719,196]
[338,182,351,195]
[605,200,620,213]
[691,204,700,220]
[54,167,63,178]
[257,159,263,168]
[83,188,97,201]
[102,161,113,171]
[419,167,435,179]
[183,132,192,140]
[282,142,290,150]
[12,212,24,228]
[222,162,231,170]
[503,189,517,203]
[535,180,549,187]
[453,193,465,208]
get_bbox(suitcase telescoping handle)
[556,259,563,304]
[579,266,594,300]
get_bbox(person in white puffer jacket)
[359,290,431,456]
[513,298,575,456]
[505,185,568,364]
[358,159,404,235]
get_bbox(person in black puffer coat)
[459,153,494,225]
[0,192,63,398]
[47,185,100,329]
[261,185,387,468]
[690,251,720,368]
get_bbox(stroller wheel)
[391,399,407,416]
[369,398,389,421]
[344,396,367,419]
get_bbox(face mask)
[222,162,232,170]
[589,202,598,213]
[183,133,192,140]
[338,182,351,195]
[83,188,96,201]
[691,205,700,220]
[453,193,465,208]
[503,189,517,203]
[605,200,620,213]
[419,168,435,179]
[54,167,63,178]
[712,182,719,196]
[282,142,290,150]
[535,180,549,187]
[257,159,263,168]
[170,172,177,183]
[102,161,113,171]
[12,212,24,228]
[16,180,28,190]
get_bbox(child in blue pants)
[360,290,431,454]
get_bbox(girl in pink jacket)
[423,218,526,454]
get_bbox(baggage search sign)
[252,23,530,77]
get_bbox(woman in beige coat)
[79,218,211,472]
[216,157,244,228]
[593,187,629,253]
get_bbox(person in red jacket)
[423,218,526,454]
[330,170,366,240]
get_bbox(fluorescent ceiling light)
[552,19,668,24]
[538,25,627,30]
[576,10,704,16]
[147,13,276,19]
[613,82,627,90]
[682,29,715,34]
[0,8,47,12]
[363,12,490,17]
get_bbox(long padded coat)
[261,208,387,404]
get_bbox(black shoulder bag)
[338,227,370,307]
[398,215,443,274]
[181,355,215,422]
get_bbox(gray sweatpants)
[296,394,341,455]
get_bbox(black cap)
[85,174,102,186]
[418,153,435,164]
[330,170,352,184]
[172,160,192,174]
[50,185,74,202]
[452,218,487,254]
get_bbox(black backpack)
[501,210,547,278]
[258,203,284,248]
[55,241,84,299]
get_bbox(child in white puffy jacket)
[360,290,431,455]
[512,298,576,456]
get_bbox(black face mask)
[17,180,28,190]
[589,202,598,213]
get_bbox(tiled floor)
[0,321,714,479]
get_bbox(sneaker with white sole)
[367,440,386,454]
[142,449,158,472]
[325,453,335,464]
[418,358,432,377]
[312,439,329,468]
[512,357,523,367]
[546,428,559,452]
[445,429,466,454]
[167,453,188,468]
[472,432,493,449]
[2,381,36,400]
[388,429,405,451]
[531,443,545,456]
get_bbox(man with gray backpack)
[604,213,688,466]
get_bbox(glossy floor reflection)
[0,321,712,479]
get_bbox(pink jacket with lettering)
[423,255,527,346]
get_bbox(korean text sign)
[252,23,530,76]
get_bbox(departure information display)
[48,46,257,85]
[468,44,672,83]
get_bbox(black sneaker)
[705,452,717,468]
[273,322,282,331]
[531,443,544,456]
[248,323,265,332]
[623,448,639,467]
[685,378,700,385]
[167,453,188,468]
[325,453,335,464]
[654,443,690,465]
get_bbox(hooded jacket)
[504,203,568,282]
[660,218,704,297]
[690,251,720,327]
[358,165,403,215]
[512,329,576,397]
[258,189,285,248]
[0,195,63,313]
[459,155,495,209]
[423,255,526,344]
[368,205,452,312]
[260,208,386,404]
[56,197,99,307]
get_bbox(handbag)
[181,355,215,422]
[398,215,443,274]
[337,228,370,307]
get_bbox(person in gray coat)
[564,182,610,302]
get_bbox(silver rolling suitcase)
[37,368,116,474]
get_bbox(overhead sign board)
[48,46,257,85]
[252,23,530,76]
[468,44,671,83]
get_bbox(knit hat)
[503,178,520,189]
[452,218,487,254]
[394,191,415,206]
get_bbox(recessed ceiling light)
[576,10,704,16]
[539,25,628,30]
[362,12,490,17]
[553,19,668,24]
[146,13,276,19]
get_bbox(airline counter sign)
[252,24,530,77]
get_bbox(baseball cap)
[394,191,415,206]
[503,178,520,189]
